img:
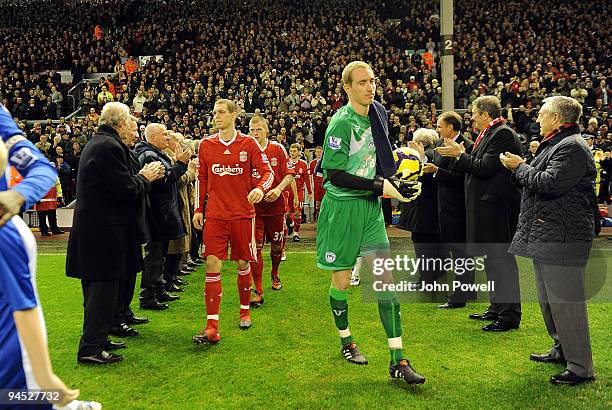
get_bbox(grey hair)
[144,123,166,141]
[543,96,582,123]
[98,102,131,128]
[413,128,439,148]
[473,95,501,119]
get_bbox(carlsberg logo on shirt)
[212,164,244,176]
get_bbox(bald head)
[145,123,169,150]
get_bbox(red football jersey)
[196,132,273,220]
[309,158,323,190]
[288,158,312,195]
[254,140,295,216]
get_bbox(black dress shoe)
[139,301,169,310]
[105,340,126,351]
[110,323,139,337]
[469,310,498,321]
[51,229,65,235]
[436,302,466,309]
[182,265,196,272]
[482,320,519,332]
[550,370,594,385]
[178,268,192,276]
[158,292,180,302]
[126,315,149,325]
[78,350,123,364]
[164,284,184,293]
[530,352,566,364]
[40,232,51,237]
[174,278,189,286]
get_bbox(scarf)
[473,117,506,149]
[541,122,576,144]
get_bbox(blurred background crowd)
[0,0,610,203]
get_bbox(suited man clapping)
[426,111,477,309]
[436,96,522,332]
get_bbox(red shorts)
[287,189,304,213]
[203,218,256,261]
[255,214,285,245]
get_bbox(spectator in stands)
[51,85,63,118]
[524,140,540,164]
[97,85,114,106]
[34,134,52,158]
[80,91,98,113]
[56,155,72,204]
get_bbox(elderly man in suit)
[397,128,444,287]
[436,96,522,332]
[425,111,477,309]
[135,123,191,310]
[66,102,164,364]
[501,96,597,385]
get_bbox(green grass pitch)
[35,239,611,409]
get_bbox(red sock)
[237,266,252,319]
[251,243,264,294]
[205,272,222,335]
[293,212,301,233]
[270,247,282,277]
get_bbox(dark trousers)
[382,198,392,225]
[534,261,594,378]
[411,232,445,283]
[443,242,476,304]
[140,241,168,304]
[190,227,202,261]
[78,279,120,357]
[163,253,182,285]
[484,250,522,326]
[115,270,137,326]
[37,210,60,234]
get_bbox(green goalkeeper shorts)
[316,195,389,270]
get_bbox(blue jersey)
[0,105,53,407]
[0,104,57,208]
[0,217,50,403]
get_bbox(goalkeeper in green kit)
[316,61,425,384]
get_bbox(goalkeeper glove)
[374,176,422,202]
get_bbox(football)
[393,147,423,181]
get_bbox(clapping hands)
[139,161,165,181]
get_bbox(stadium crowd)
[1,0,610,201]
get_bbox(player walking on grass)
[249,115,295,302]
[316,61,426,384]
[286,143,311,242]
[192,99,273,344]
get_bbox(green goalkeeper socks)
[377,291,404,365]
[329,285,353,346]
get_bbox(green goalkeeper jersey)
[321,104,376,199]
